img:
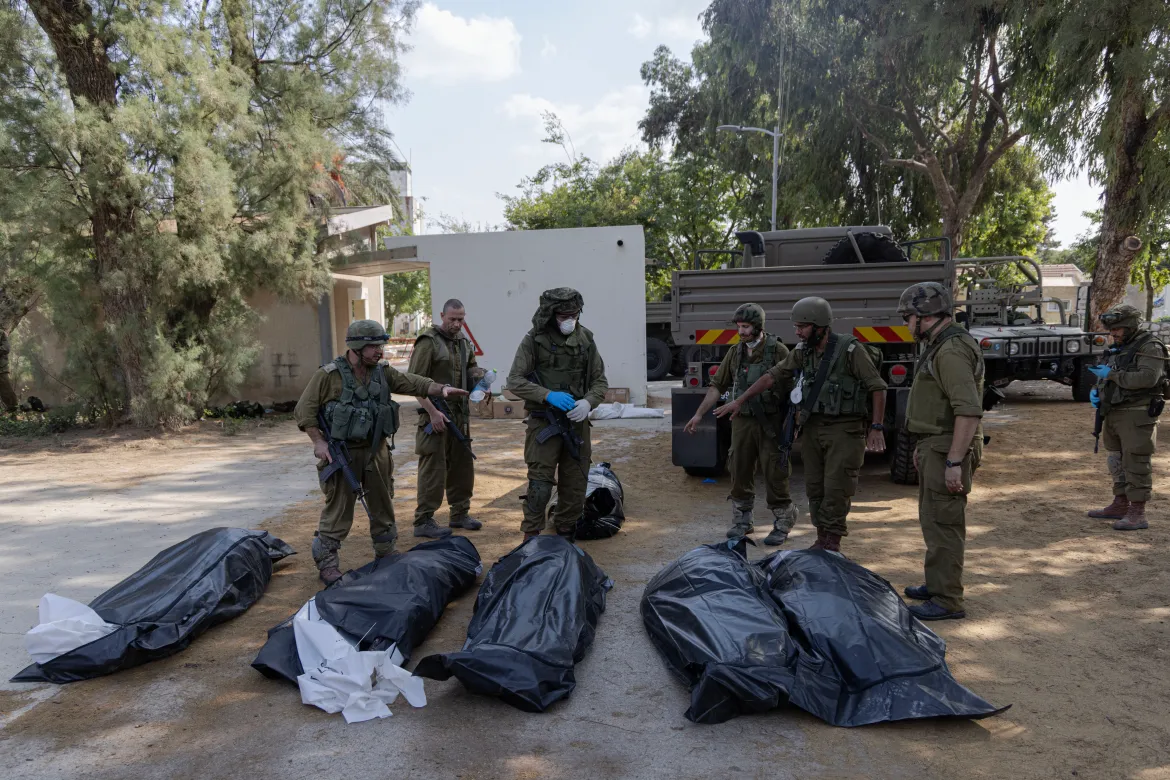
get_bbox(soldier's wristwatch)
[944,459,963,468]
[870,423,885,432]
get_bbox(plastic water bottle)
[469,369,498,403]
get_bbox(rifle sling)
[799,333,840,423]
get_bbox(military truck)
[670,226,1107,484]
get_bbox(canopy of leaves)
[1,0,415,426]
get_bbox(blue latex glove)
[1090,387,1099,408]
[545,391,576,411]
[1088,365,1112,380]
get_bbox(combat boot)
[726,500,755,538]
[556,527,577,543]
[523,531,541,540]
[449,515,483,530]
[763,504,797,546]
[414,519,453,539]
[1088,496,1129,520]
[810,529,841,553]
[1113,501,1148,531]
[318,567,343,587]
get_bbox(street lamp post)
[717,124,780,231]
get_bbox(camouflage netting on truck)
[821,232,909,265]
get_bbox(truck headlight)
[1008,342,1020,356]
[1065,339,1081,353]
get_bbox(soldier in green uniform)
[715,297,888,552]
[897,282,984,621]
[294,319,468,585]
[683,303,795,539]
[506,288,609,540]
[410,298,486,536]
[0,328,17,413]
[1086,304,1166,531]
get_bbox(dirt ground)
[2,383,1169,779]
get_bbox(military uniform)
[710,322,793,536]
[506,288,609,537]
[409,325,478,530]
[0,330,17,412]
[768,334,886,540]
[905,319,984,615]
[294,327,434,578]
[1088,305,1166,530]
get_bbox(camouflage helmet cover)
[732,302,766,330]
[791,296,833,327]
[1100,304,1143,331]
[897,282,952,317]
[345,319,390,352]
[532,287,585,331]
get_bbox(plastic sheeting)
[414,535,613,712]
[291,600,426,723]
[641,542,1007,726]
[25,595,119,664]
[252,535,482,684]
[549,462,626,540]
[13,528,294,684]
[640,539,799,724]
[590,403,664,420]
[759,549,1008,727]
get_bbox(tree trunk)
[1145,259,1154,321]
[1089,78,1150,328]
[27,0,152,419]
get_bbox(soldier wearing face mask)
[506,288,609,541]
[683,303,795,539]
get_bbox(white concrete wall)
[384,226,647,404]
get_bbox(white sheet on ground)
[292,599,426,724]
[25,594,119,663]
[590,403,664,420]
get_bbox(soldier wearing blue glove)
[507,288,609,541]
[1087,305,1167,530]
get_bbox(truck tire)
[890,428,919,485]
[822,232,909,265]
[647,337,671,381]
[1071,361,1094,403]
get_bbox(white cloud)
[629,13,653,39]
[541,36,557,59]
[627,7,704,44]
[403,3,521,86]
[502,85,650,163]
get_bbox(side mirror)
[1067,313,1080,328]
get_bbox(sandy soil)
[1,383,1168,779]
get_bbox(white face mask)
[558,318,577,335]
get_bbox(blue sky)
[388,1,1099,248]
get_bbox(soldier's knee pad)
[312,532,342,569]
[524,480,555,514]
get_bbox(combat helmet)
[791,297,833,327]
[732,302,766,331]
[897,282,952,317]
[346,319,390,352]
[1100,304,1143,332]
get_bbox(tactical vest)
[323,357,400,447]
[414,327,470,418]
[532,327,595,398]
[796,334,871,418]
[906,324,984,437]
[731,335,783,417]
[1102,331,1168,410]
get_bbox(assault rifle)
[1092,346,1118,454]
[776,400,799,470]
[528,371,589,479]
[423,395,477,460]
[316,409,375,523]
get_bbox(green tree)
[1020,0,1170,325]
[961,147,1055,258]
[641,0,1039,252]
[2,0,415,426]
[383,270,430,329]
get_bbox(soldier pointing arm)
[294,319,467,586]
